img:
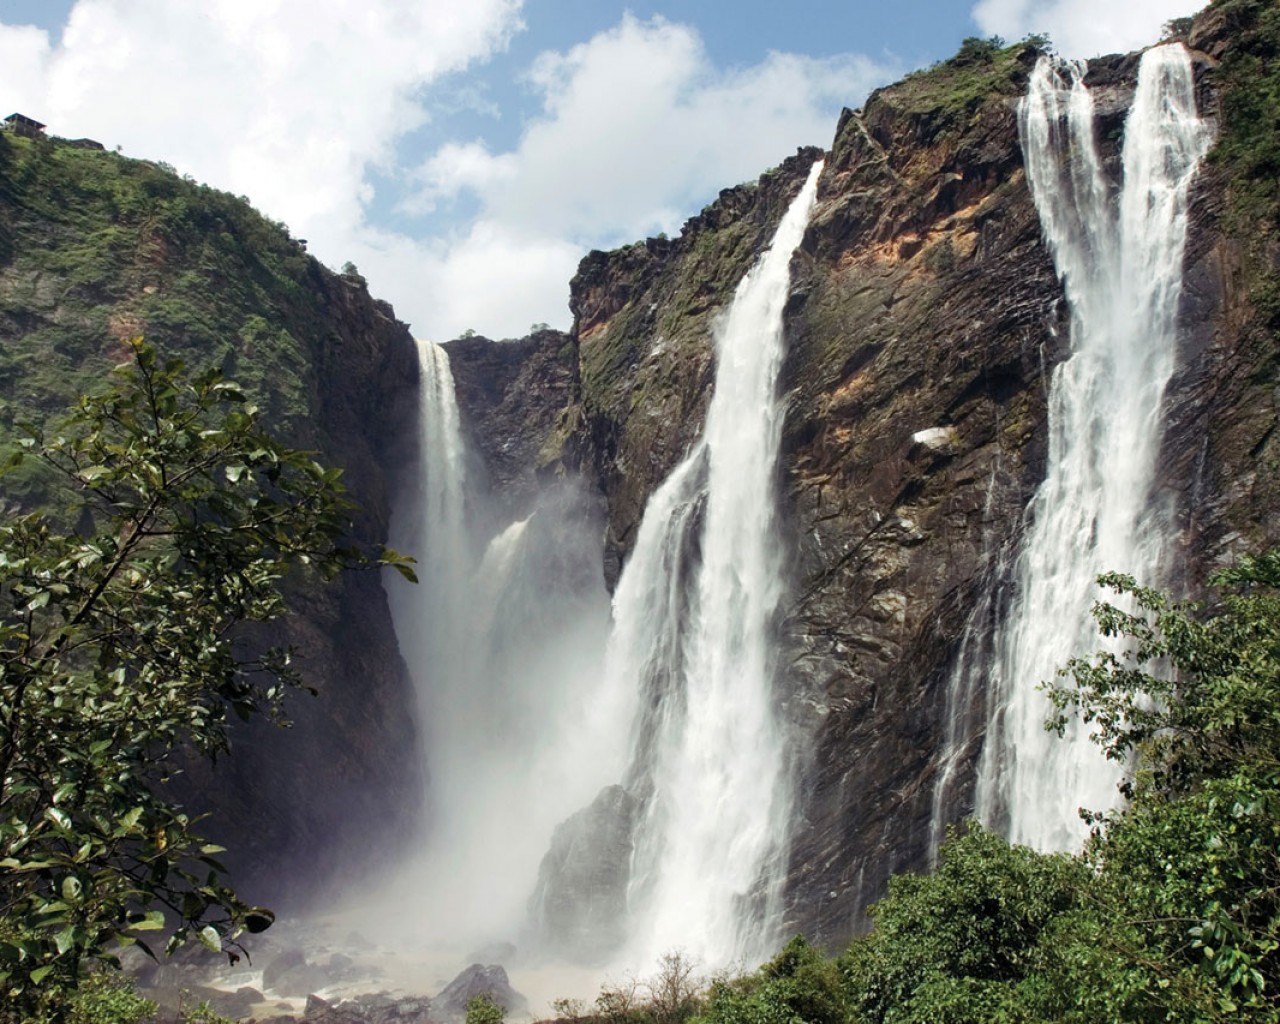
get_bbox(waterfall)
[608,160,824,969]
[384,340,612,951]
[390,340,473,766]
[972,44,1212,850]
[928,462,1007,858]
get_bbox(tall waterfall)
[390,340,472,758]
[608,160,824,968]
[973,44,1212,850]
[384,340,612,951]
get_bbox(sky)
[0,0,1201,341]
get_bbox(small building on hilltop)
[3,115,104,150]
[4,113,46,138]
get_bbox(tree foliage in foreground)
[853,556,1280,1022]
[0,339,412,1021]
[1055,556,1280,1020]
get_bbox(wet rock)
[530,784,638,959]
[147,983,260,1019]
[212,986,262,1018]
[263,949,308,990]
[297,992,432,1024]
[432,964,527,1022]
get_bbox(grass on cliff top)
[0,130,342,504]
[870,36,1039,130]
[1207,0,1280,324]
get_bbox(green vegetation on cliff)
[1208,0,1280,324]
[870,35,1036,136]
[0,130,382,507]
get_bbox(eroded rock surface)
[449,13,1280,953]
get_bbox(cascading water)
[972,44,1212,851]
[928,462,1006,859]
[604,160,824,969]
[390,340,473,766]
[383,339,613,951]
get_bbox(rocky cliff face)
[202,272,423,903]
[774,42,1065,940]
[444,2,1280,951]
[443,328,583,521]
[0,136,422,901]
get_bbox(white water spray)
[975,45,1212,850]
[383,340,613,952]
[607,161,824,969]
[390,340,473,757]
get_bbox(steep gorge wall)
[0,136,423,901]
[775,42,1065,938]
[447,2,1280,949]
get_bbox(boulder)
[432,964,527,1022]
[529,785,638,960]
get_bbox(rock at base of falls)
[529,784,639,960]
[295,993,432,1024]
[433,963,528,1021]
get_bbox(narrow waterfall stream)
[384,339,613,954]
[389,340,475,807]
[969,44,1212,850]
[606,160,825,969]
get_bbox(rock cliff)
[444,1,1280,949]
[0,134,423,901]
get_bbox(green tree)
[0,339,412,1020]
[837,825,1093,1024]
[1053,556,1280,1020]
[697,936,845,1024]
[953,36,1006,64]
[466,994,506,1024]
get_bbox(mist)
[365,338,618,967]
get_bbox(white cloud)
[493,16,884,240]
[0,4,890,341]
[0,0,524,333]
[423,221,583,336]
[972,0,1204,57]
[402,141,517,215]
[399,15,892,337]
[0,24,52,113]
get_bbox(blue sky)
[0,1,1198,339]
